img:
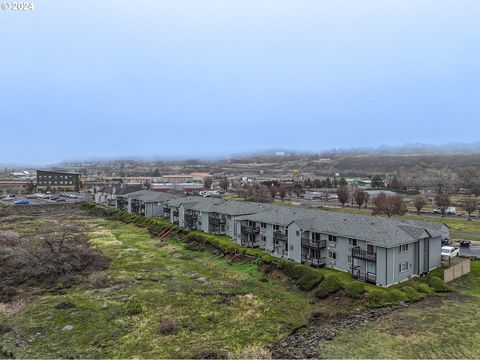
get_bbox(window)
[260,222,266,229]
[248,220,254,227]
[296,231,300,236]
[289,244,294,250]
[273,224,279,231]
[400,244,409,253]
[261,235,266,242]
[348,238,357,246]
[347,256,352,263]
[367,244,375,253]
[312,232,321,241]
[328,235,337,242]
[328,251,337,260]
[399,261,409,273]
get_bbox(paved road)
[460,245,480,259]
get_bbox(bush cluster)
[125,296,143,316]
[315,275,342,298]
[343,281,365,299]
[416,283,434,295]
[428,276,450,292]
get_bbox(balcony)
[302,256,326,267]
[242,240,265,249]
[273,230,288,242]
[241,224,260,235]
[185,213,198,221]
[301,238,327,248]
[208,216,226,225]
[351,247,376,262]
[353,271,377,284]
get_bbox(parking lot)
[0,192,91,206]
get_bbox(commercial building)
[36,170,81,192]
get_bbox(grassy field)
[317,260,480,359]
[0,216,319,358]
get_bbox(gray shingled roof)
[235,205,446,248]
[234,206,317,225]
[127,190,179,203]
[160,194,447,248]
[291,211,443,247]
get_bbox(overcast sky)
[1,0,479,165]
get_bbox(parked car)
[433,207,456,215]
[56,198,66,202]
[441,246,459,258]
[460,240,471,248]
[441,238,450,246]
[14,199,29,205]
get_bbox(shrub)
[416,283,434,295]
[315,275,342,298]
[428,276,450,292]
[296,272,324,291]
[88,272,110,289]
[401,285,425,302]
[125,296,143,315]
[0,286,17,303]
[367,289,391,307]
[388,289,408,302]
[158,319,178,335]
[343,282,365,299]
[279,262,311,280]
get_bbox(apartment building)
[95,191,446,287]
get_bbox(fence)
[443,258,471,283]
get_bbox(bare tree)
[353,188,367,209]
[278,186,287,201]
[268,186,277,200]
[463,197,478,220]
[336,186,349,207]
[0,222,108,294]
[203,177,213,189]
[434,193,451,217]
[219,177,230,192]
[372,193,407,217]
[424,167,457,194]
[246,184,272,203]
[458,167,480,196]
[363,192,370,209]
[414,195,427,214]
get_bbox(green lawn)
[317,261,480,359]
[0,217,318,358]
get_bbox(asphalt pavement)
[459,245,480,259]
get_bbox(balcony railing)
[301,256,326,267]
[209,217,226,225]
[353,271,377,284]
[273,230,288,242]
[301,238,327,248]
[351,247,376,262]
[241,224,260,235]
[242,240,265,249]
